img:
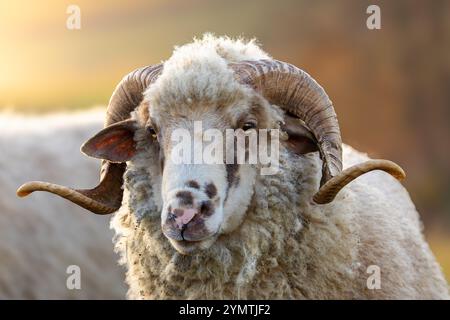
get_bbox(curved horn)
[231,59,342,185]
[17,163,125,215]
[17,64,163,214]
[313,159,406,204]
[231,60,405,204]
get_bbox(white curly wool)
[0,110,126,299]
[110,36,449,299]
[112,142,449,299]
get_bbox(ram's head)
[17,60,405,255]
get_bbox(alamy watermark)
[366,265,381,290]
[66,5,81,30]
[170,121,280,175]
[366,5,381,30]
[66,265,81,290]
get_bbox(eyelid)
[243,119,257,127]
[241,121,257,132]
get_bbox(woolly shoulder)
[341,144,418,222]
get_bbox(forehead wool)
[144,34,270,109]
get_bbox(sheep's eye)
[147,127,157,139]
[242,122,257,131]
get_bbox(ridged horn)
[313,159,406,204]
[231,60,405,204]
[231,59,342,185]
[17,64,163,214]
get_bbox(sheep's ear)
[281,114,319,155]
[81,119,137,162]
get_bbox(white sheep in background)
[0,110,126,299]
[17,35,449,299]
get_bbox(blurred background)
[1,0,449,282]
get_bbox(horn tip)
[384,160,406,181]
[16,182,36,197]
[396,168,406,181]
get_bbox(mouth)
[168,233,218,255]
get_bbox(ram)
[1,110,125,299]
[17,35,449,299]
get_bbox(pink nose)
[173,208,197,229]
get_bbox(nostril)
[180,223,188,240]
[167,211,177,221]
[170,207,197,229]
